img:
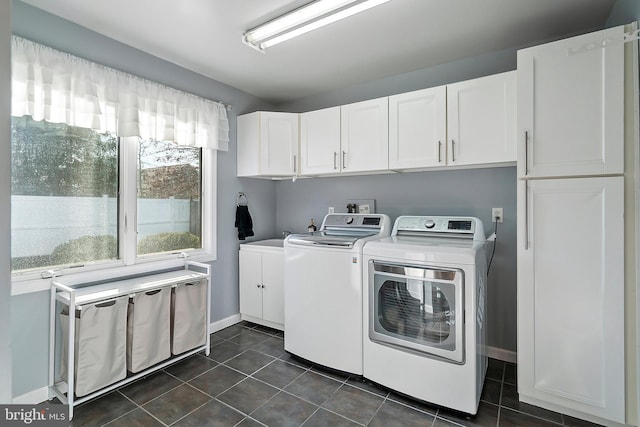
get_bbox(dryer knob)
[425,219,436,229]
[345,216,354,224]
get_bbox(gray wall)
[9,0,277,398]
[606,0,640,27]
[1,0,13,404]
[276,168,517,352]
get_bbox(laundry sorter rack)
[48,261,211,420]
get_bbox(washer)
[284,213,391,375]
[362,216,489,415]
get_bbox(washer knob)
[425,219,436,229]
[345,216,354,224]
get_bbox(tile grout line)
[111,389,169,427]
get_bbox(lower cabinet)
[239,243,284,330]
[517,177,625,423]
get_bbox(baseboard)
[486,346,517,363]
[13,386,49,405]
[209,313,241,334]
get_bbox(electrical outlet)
[359,204,370,214]
[492,207,504,223]
[328,206,335,214]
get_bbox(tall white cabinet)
[517,25,626,424]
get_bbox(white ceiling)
[20,0,616,104]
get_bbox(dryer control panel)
[393,216,485,240]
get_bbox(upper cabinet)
[237,72,516,178]
[340,97,389,173]
[517,26,624,178]
[237,112,299,177]
[299,98,389,176]
[447,71,517,166]
[299,106,341,175]
[389,86,447,169]
[389,72,516,170]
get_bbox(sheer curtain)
[11,36,229,151]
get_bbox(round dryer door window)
[368,261,465,364]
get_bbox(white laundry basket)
[171,279,207,355]
[126,287,171,373]
[60,296,128,397]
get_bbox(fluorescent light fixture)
[243,0,390,52]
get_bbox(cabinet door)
[447,71,516,166]
[300,106,341,175]
[389,86,446,169]
[237,112,260,177]
[239,250,263,319]
[341,97,389,172]
[259,112,299,176]
[518,26,624,178]
[261,252,284,325]
[517,177,624,422]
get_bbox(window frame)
[10,134,217,296]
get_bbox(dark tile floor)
[65,321,602,426]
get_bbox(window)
[10,36,227,287]
[11,117,214,280]
[136,139,202,256]
[11,116,119,272]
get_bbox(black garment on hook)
[235,205,254,240]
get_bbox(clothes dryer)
[362,216,489,415]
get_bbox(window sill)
[11,252,215,296]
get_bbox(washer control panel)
[321,213,392,233]
[392,216,484,240]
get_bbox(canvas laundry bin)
[126,287,171,373]
[171,280,207,354]
[60,296,128,397]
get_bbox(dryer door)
[368,261,465,363]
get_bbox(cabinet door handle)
[451,140,456,162]
[256,284,261,288]
[438,141,442,163]
[293,155,297,173]
[524,181,529,251]
[333,152,338,170]
[524,131,529,176]
[342,151,347,169]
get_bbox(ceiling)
[20,0,616,104]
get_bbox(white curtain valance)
[11,36,229,151]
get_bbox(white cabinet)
[447,71,516,166]
[300,106,341,175]
[516,25,626,424]
[239,242,284,330]
[340,97,389,173]
[237,112,299,177]
[517,26,624,178]
[517,177,624,423]
[389,86,446,169]
[389,72,516,170]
